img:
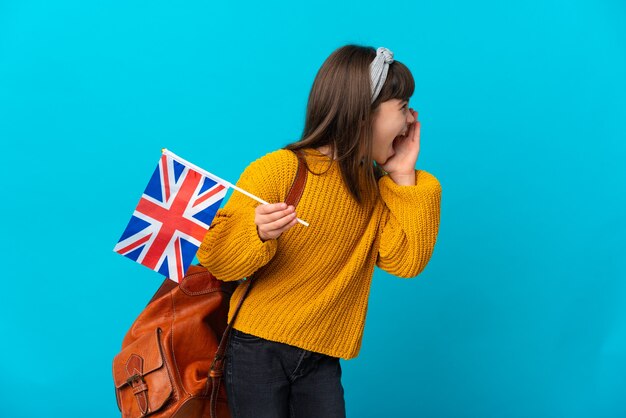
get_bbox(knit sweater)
[197,148,442,360]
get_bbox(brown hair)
[284,44,415,204]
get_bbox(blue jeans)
[224,327,346,418]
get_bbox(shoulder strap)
[285,150,308,207]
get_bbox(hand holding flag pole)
[162,149,309,227]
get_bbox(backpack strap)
[285,150,308,207]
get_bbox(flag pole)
[162,149,309,227]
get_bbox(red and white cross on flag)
[114,149,232,282]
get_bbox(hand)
[255,202,298,242]
[380,108,420,185]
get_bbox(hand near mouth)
[380,108,421,186]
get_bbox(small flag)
[114,150,228,282]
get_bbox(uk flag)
[114,152,228,282]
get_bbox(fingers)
[408,108,420,143]
[411,119,420,136]
[257,214,298,241]
[414,120,420,143]
[255,202,299,241]
[262,209,297,231]
[256,202,293,218]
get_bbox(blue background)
[1,1,625,417]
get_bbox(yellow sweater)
[197,148,442,360]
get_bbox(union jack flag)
[114,152,228,282]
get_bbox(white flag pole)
[162,149,309,227]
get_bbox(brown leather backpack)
[112,150,308,418]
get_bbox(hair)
[284,44,415,204]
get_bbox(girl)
[197,44,442,418]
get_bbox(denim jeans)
[224,327,346,418]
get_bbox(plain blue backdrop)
[1,1,625,417]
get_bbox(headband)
[369,47,394,103]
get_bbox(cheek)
[371,136,394,161]
[382,123,397,138]
[373,127,396,149]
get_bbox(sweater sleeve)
[196,150,296,281]
[376,169,442,278]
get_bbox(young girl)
[197,44,442,418]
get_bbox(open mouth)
[393,133,406,145]
[394,128,408,141]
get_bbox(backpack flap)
[113,328,173,417]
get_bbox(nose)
[406,110,416,124]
